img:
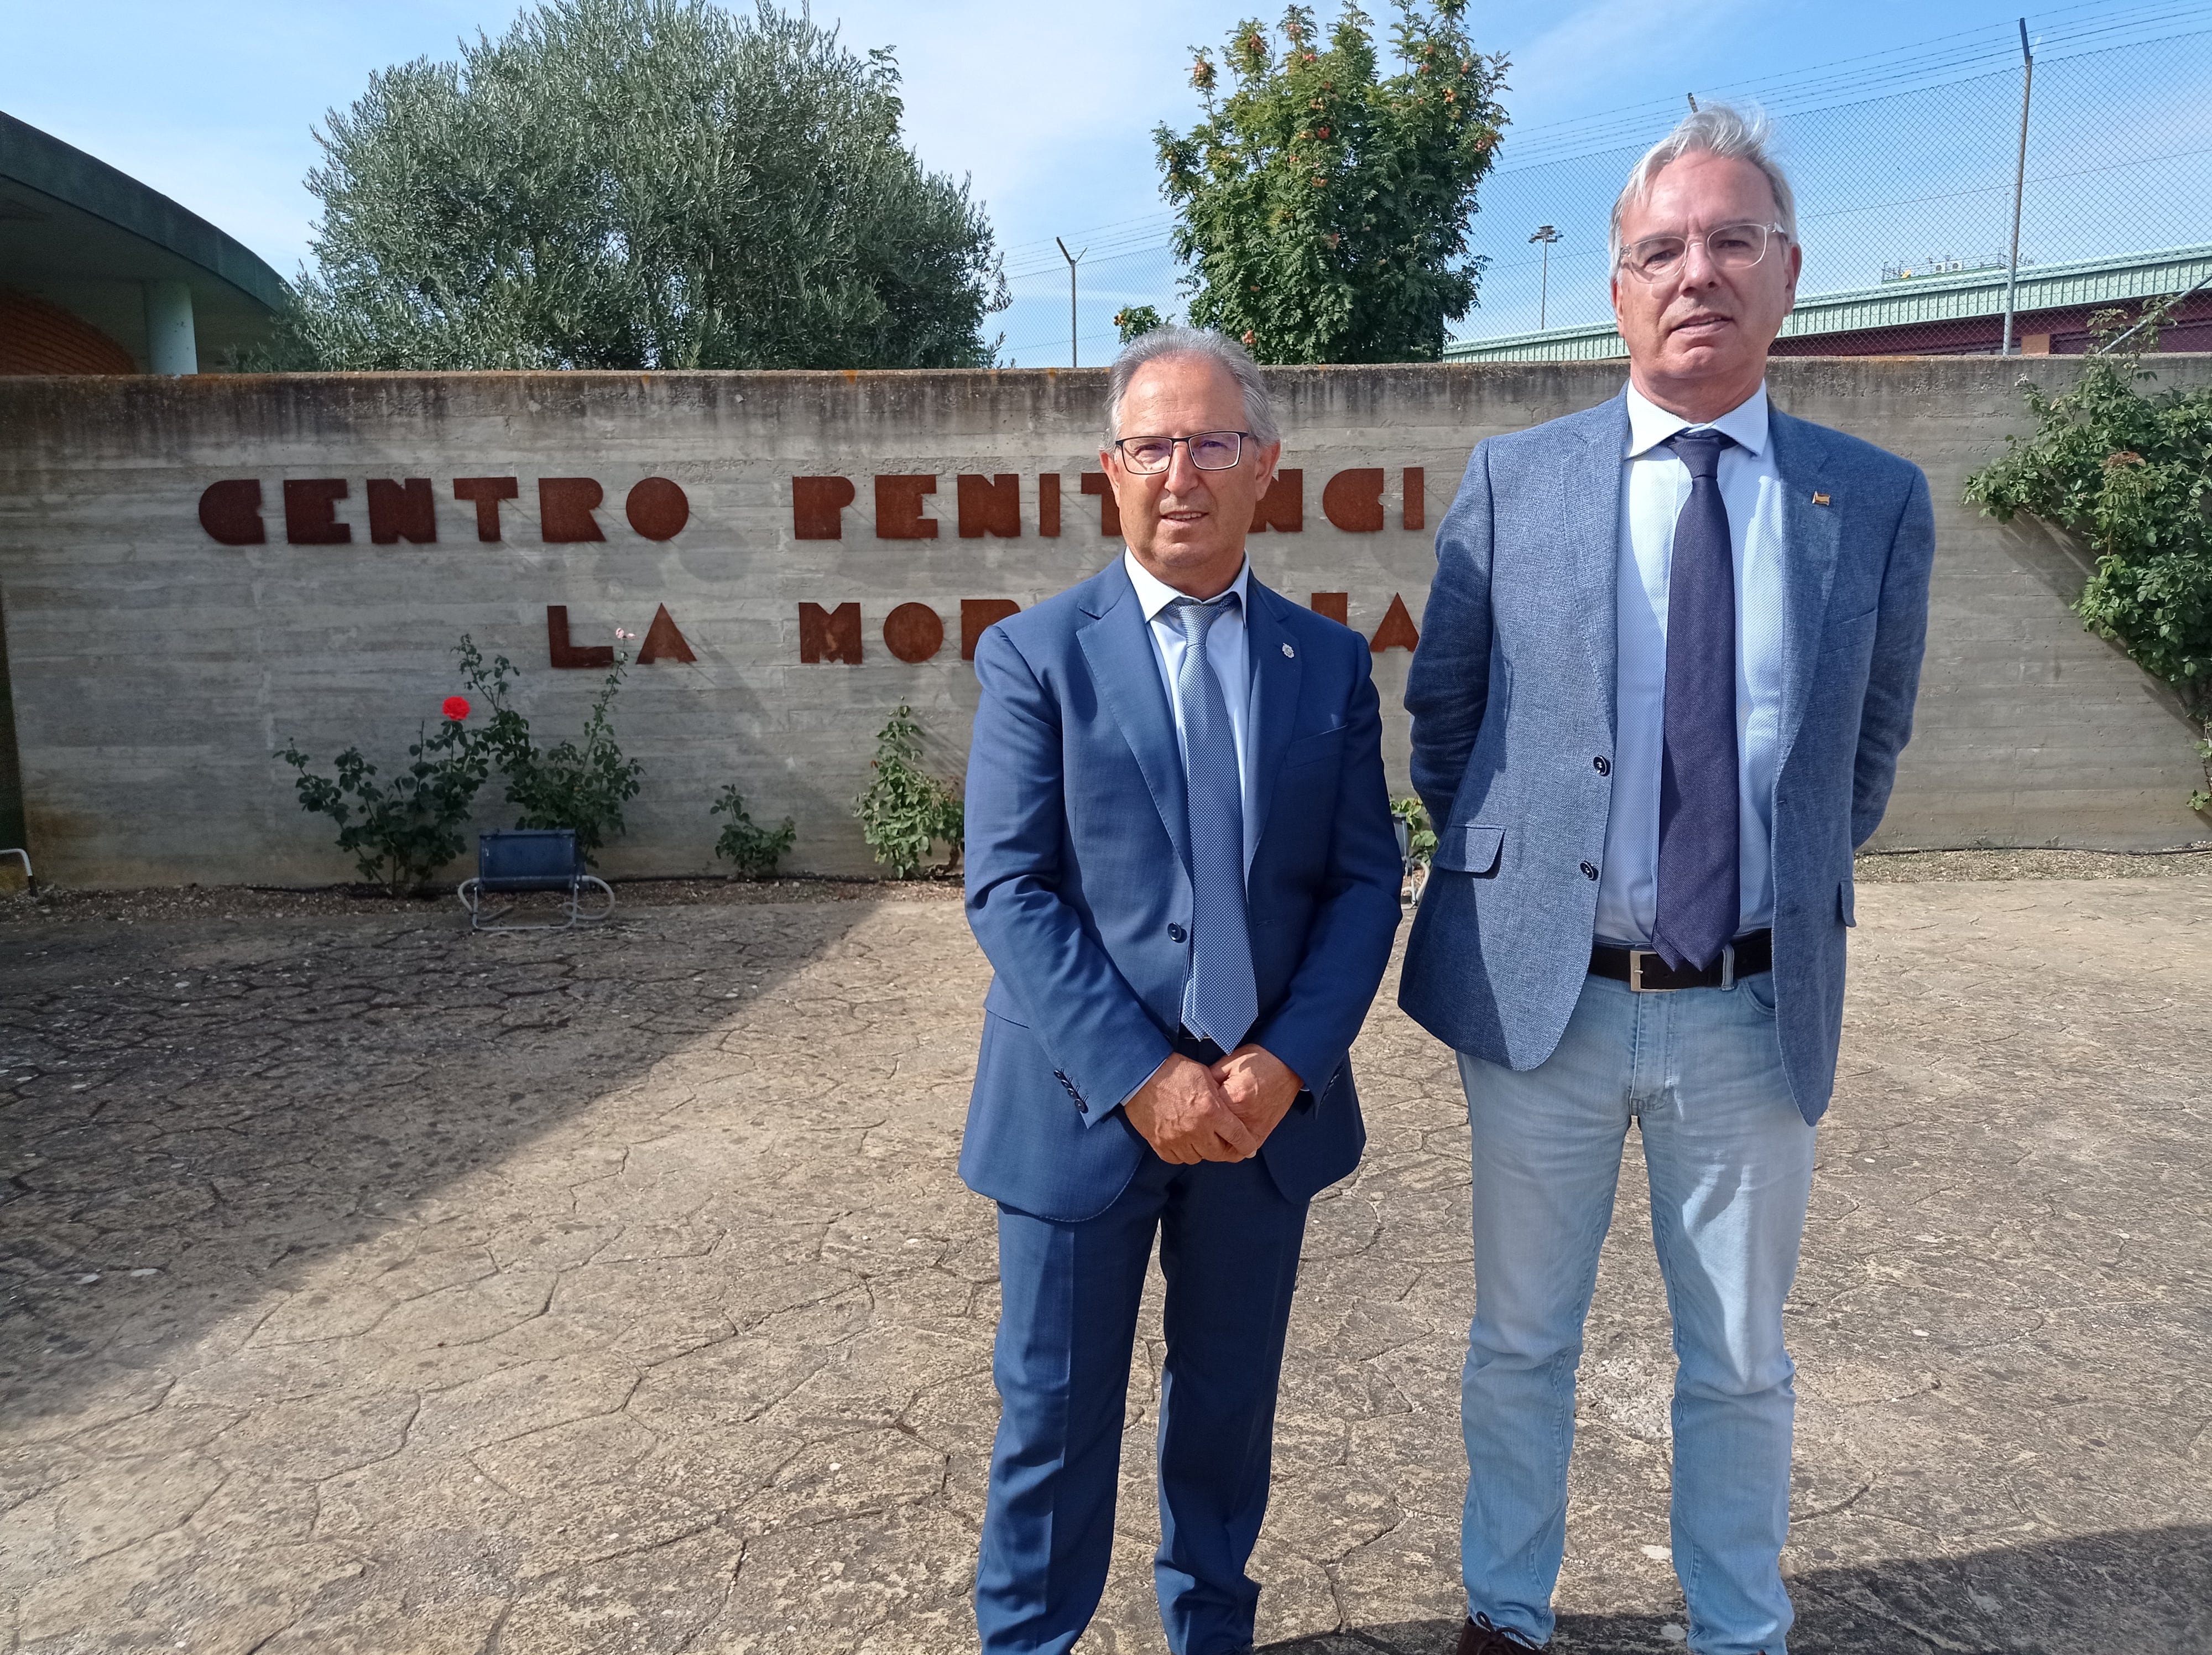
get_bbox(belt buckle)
[1626,943,1734,992]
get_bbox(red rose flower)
[443,696,471,721]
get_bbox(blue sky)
[6,1,2208,365]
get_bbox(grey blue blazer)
[1398,391,1935,1124]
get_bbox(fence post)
[2001,18,2034,357]
[1057,238,1087,369]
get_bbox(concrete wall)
[0,359,2205,889]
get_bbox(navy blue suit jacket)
[960,559,1404,1224]
[1399,393,1935,1125]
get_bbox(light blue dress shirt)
[1121,548,1260,875]
[1594,383,1787,946]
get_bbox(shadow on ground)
[0,900,881,1425]
[1262,1525,2212,1653]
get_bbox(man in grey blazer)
[1400,106,1934,1655]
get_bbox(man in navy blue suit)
[959,326,1404,1655]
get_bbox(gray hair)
[1104,325,1280,449]
[1609,104,1798,269]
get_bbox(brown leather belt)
[1590,929,1772,992]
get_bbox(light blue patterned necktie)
[1168,593,1258,1050]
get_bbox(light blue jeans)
[1455,969,1815,1655]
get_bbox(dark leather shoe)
[1456,1614,1546,1653]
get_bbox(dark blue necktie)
[1167,594,1258,1050]
[1652,430,1740,972]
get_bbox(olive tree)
[278,0,1005,369]
[1155,2,1507,363]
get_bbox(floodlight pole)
[2000,18,2034,357]
[1530,225,1562,330]
[1056,237,1088,368]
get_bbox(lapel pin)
[1282,642,1296,658]
[1812,491,1832,507]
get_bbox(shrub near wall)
[1966,328,2212,810]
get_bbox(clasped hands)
[1123,1045,1303,1165]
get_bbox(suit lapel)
[1767,409,1843,766]
[1077,561,1192,874]
[1564,395,1629,742]
[1243,581,1304,841]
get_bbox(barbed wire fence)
[993,3,2212,366]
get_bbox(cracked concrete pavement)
[2,875,2208,1654]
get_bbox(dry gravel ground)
[1,866,2207,1654]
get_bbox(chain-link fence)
[994,6,2212,366]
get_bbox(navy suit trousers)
[976,1149,1308,1655]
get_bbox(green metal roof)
[1443,243,2212,363]
[0,111,289,312]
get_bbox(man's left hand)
[1210,1045,1304,1150]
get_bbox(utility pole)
[1056,237,1088,368]
[2001,18,2034,356]
[1529,225,1562,330]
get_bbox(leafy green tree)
[1156,3,1507,364]
[1966,312,2212,811]
[278,0,1006,369]
[1115,304,1166,343]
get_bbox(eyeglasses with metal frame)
[1110,430,1252,473]
[1617,221,1787,283]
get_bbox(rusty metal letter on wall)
[800,602,864,664]
[636,603,696,664]
[1321,469,1385,533]
[539,478,606,543]
[1079,473,1121,537]
[198,479,265,544]
[283,479,351,545]
[957,473,1021,538]
[453,477,518,542]
[366,478,436,544]
[961,598,1021,661]
[625,478,690,541]
[547,605,615,669]
[883,603,946,663]
[1249,470,1303,534]
[875,476,939,540]
[1369,594,1421,653]
[792,476,856,540]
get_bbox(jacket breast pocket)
[1433,824,1505,877]
[1819,607,1880,659]
[1282,725,1346,771]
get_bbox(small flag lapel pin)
[1812,491,1832,507]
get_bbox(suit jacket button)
[1580,861,1599,880]
[1168,923,1188,943]
[1076,1101,1088,1115]
[1593,756,1611,776]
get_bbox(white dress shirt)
[1121,548,1260,873]
[1594,382,1788,946]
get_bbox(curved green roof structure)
[1,111,288,372]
